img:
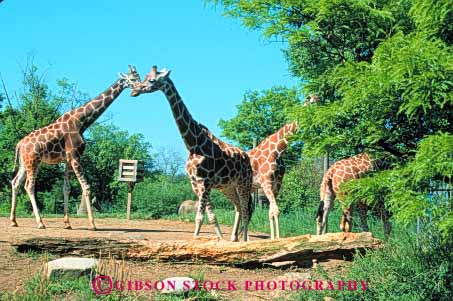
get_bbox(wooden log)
[12,232,381,268]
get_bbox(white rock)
[46,257,97,280]
[160,276,196,295]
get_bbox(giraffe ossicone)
[131,66,254,242]
[10,66,142,230]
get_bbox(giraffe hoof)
[230,236,239,242]
[90,226,97,231]
[10,221,18,227]
[38,223,46,229]
[64,224,72,230]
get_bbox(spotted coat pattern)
[131,66,253,241]
[10,67,141,230]
[316,152,391,236]
[247,122,298,239]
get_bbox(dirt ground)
[0,217,350,300]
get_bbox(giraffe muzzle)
[130,90,139,97]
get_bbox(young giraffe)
[10,66,142,230]
[131,66,253,242]
[247,122,298,240]
[316,152,392,236]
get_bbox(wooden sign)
[118,159,144,183]
[118,159,144,220]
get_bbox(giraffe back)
[320,153,373,201]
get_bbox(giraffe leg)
[63,164,72,229]
[70,158,96,230]
[322,206,329,234]
[237,188,252,242]
[318,180,334,235]
[230,206,241,242]
[193,189,207,237]
[316,201,324,235]
[261,181,280,240]
[320,198,332,234]
[24,164,45,229]
[220,188,241,241]
[274,214,280,240]
[10,160,26,227]
[205,200,223,239]
[273,178,284,240]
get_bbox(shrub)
[278,158,323,213]
[296,226,452,300]
[112,175,195,218]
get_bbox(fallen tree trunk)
[12,232,381,268]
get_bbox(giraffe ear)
[128,65,137,73]
[159,68,171,78]
[118,72,128,79]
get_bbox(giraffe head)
[303,94,320,106]
[130,66,171,97]
[118,65,142,89]
[284,121,298,136]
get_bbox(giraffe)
[316,152,392,236]
[130,66,253,242]
[303,95,320,106]
[10,66,142,230]
[247,122,298,240]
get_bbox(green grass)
[292,231,452,301]
[2,206,448,301]
[1,202,407,241]
[164,206,399,240]
[1,268,222,301]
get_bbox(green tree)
[218,86,303,162]
[209,0,414,80]
[210,0,452,236]
[80,123,153,210]
[278,158,323,212]
[0,64,154,215]
[0,65,84,195]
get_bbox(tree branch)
[377,139,406,158]
[0,73,21,139]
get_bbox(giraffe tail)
[12,143,20,172]
[317,175,332,221]
[316,200,324,221]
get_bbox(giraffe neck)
[257,125,291,155]
[161,79,205,149]
[78,79,127,132]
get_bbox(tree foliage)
[277,158,323,212]
[80,124,153,207]
[0,64,154,213]
[210,0,453,236]
[0,65,85,193]
[218,86,303,163]
[219,86,300,147]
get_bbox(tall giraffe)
[10,66,142,230]
[247,122,298,240]
[316,152,391,236]
[130,66,253,242]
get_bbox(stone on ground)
[160,276,196,295]
[46,257,97,280]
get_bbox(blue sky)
[0,0,296,156]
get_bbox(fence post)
[119,159,144,220]
[127,182,135,220]
[323,152,329,174]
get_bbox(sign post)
[118,159,144,220]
